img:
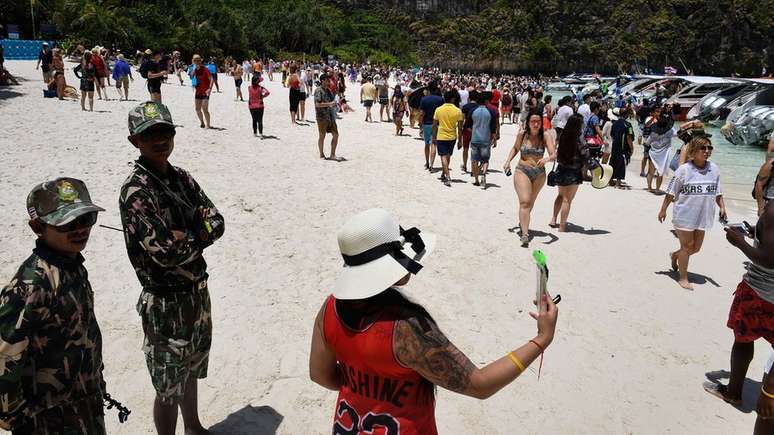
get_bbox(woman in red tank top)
[310,209,559,434]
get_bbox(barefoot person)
[309,208,559,434]
[360,77,377,122]
[0,178,108,434]
[392,84,407,135]
[468,91,498,188]
[248,74,270,138]
[145,51,167,103]
[190,54,213,129]
[73,51,96,111]
[658,137,726,290]
[504,110,556,247]
[703,194,774,433]
[419,82,444,171]
[119,102,225,435]
[35,42,52,83]
[112,53,133,101]
[314,73,340,160]
[549,114,593,232]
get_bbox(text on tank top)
[323,295,438,435]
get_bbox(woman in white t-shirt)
[658,136,727,290]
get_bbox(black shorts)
[147,81,162,94]
[195,94,209,100]
[554,165,583,186]
[234,79,242,87]
[379,96,388,105]
[363,100,374,108]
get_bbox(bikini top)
[520,136,545,157]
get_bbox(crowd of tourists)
[2,42,774,435]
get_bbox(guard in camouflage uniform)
[0,178,107,434]
[118,102,224,435]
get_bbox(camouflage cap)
[128,101,175,136]
[27,178,105,226]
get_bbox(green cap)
[128,101,175,135]
[27,178,105,226]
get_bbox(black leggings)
[250,108,264,134]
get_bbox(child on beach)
[0,178,107,434]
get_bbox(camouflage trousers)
[136,284,212,404]
[13,396,105,435]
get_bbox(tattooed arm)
[393,301,557,400]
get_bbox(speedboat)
[688,80,773,123]
[665,77,740,121]
[721,105,774,147]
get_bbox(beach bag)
[547,160,558,187]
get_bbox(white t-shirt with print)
[667,161,722,231]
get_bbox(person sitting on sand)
[658,137,726,290]
[309,208,558,434]
[703,189,774,435]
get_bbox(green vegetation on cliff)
[2,0,772,74]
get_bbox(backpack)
[139,60,149,79]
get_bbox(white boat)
[665,76,740,120]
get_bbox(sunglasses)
[51,211,98,233]
[701,145,714,151]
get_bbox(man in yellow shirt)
[360,77,378,123]
[432,90,463,186]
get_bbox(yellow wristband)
[762,386,774,399]
[508,352,526,372]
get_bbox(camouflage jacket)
[119,158,225,292]
[0,240,104,427]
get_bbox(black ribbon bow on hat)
[342,226,426,274]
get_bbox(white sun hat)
[333,209,436,300]
[591,164,614,189]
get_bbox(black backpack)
[139,60,149,79]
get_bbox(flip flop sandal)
[703,381,742,406]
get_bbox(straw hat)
[591,164,614,189]
[333,209,435,300]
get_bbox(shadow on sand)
[508,227,560,245]
[208,405,283,435]
[655,270,721,287]
[0,89,26,101]
[562,222,610,235]
[704,370,761,414]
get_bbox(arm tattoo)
[394,316,476,394]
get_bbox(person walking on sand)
[248,75,270,138]
[703,196,774,435]
[0,178,109,434]
[392,84,407,135]
[658,137,726,290]
[549,114,594,232]
[288,65,303,125]
[360,77,377,122]
[376,75,391,122]
[206,58,220,93]
[232,62,244,101]
[190,55,213,129]
[144,50,167,103]
[468,91,498,188]
[645,107,677,193]
[314,73,340,160]
[298,67,309,122]
[112,53,133,101]
[420,82,444,171]
[73,51,96,111]
[504,110,556,247]
[35,42,52,83]
[90,47,109,101]
[310,208,559,435]
[119,102,225,435]
[432,90,463,187]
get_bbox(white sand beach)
[0,60,768,434]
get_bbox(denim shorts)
[470,142,492,162]
[423,124,433,145]
[436,140,455,156]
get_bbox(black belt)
[142,275,208,295]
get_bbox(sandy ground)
[0,60,769,434]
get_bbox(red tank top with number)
[323,295,438,435]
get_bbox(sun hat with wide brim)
[608,108,619,121]
[591,164,614,189]
[333,208,436,300]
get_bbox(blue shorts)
[436,140,455,156]
[470,142,492,163]
[423,124,433,146]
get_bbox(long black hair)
[336,287,435,331]
[557,114,584,165]
[522,109,545,145]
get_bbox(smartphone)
[533,250,549,314]
[505,168,512,177]
[724,222,749,235]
